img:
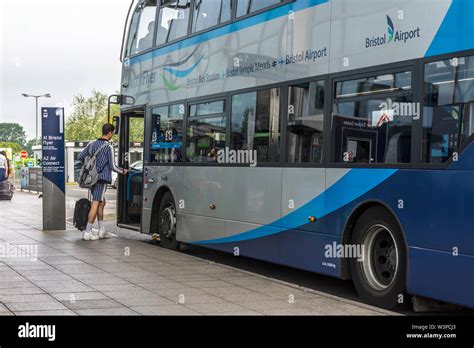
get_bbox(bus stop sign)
[41,107,66,231]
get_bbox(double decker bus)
[115,0,474,309]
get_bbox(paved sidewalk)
[0,192,395,316]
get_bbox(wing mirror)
[113,116,120,135]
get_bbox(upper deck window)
[236,0,284,17]
[192,0,232,33]
[126,0,158,57]
[156,0,192,46]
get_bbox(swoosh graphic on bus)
[163,56,204,78]
[161,74,182,91]
[387,15,395,43]
[193,169,398,244]
[165,45,201,67]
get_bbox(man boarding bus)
[77,124,128,241]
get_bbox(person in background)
[208,148,218,162]
[77,124,128,241]
[0,151,8,182]
[138,21,155,51]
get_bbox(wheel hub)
[361,224,399,291]
[160,205,176,239]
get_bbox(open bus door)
[116,108,145,231]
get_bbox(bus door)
[117,108,145,231]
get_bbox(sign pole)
[41,107,66,231]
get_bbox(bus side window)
[151,104,184,164]
[332,72,413,164]
[192,0,232,33]
[287,80,325,164]
[231,88,280,163]
[126,0,158,56]
[156,0,192,46]
[186,100,227,163]
[236,0,284,17]
[423,56,474,163]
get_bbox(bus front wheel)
[349,206,407,309]
[158,191,178,250]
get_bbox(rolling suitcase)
[73,198,91,231]
[0,180,14,201]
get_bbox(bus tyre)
[158,192,178,250]
[349,206,407,309]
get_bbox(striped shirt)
[77,139,124,184]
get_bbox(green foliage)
[65,90,116,141]
[23,139,39,155]
[0,141,22,155]
[14,157,35,168]
[0,124,31,158]
[65,90,144,143]
[0,123,27,145]
[129,117,145,144]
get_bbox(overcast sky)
[0,0,132,139]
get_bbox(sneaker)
[83,231,99,241]
[98,228,111,239]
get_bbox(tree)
[65,90,113,141]
[65,90,144,143]
[0,142,22,154]
[23,139,39,155]
[0,123,27,145]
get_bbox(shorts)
[90,182,107,202]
